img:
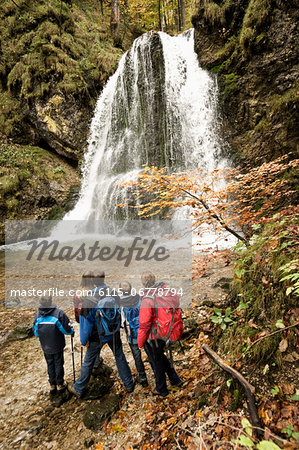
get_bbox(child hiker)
[33,295,74,394]
[119,280,148,387]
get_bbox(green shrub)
[220,214,298,364]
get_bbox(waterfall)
[64,29,226,224]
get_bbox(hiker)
[73,270,95,323]
[33,295,74,395]
[119,280,148,387]
[68,271,134,398]
[73,271,102,371]
[137,272,183,397]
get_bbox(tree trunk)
[111,0,121,46]
[180,0,185,30]
[177,0,181,31]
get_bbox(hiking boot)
[57,382,67,392]
[49,384,57,395]
[67,383,81,398]
[152,388,168,397]
[136,376,148,387]
[170,379,183,388]
[126,383,135,393]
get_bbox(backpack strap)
[112,331,116,355]
[165,308,176,344]
[151,324,159,348]
[144,294,158,317]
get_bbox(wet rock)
[27,94,91,161]
[7,321,34,341]
[202,300,215,307]
[182,318,199,339]
[91,363,113,378]
[83,394,120,431]
[213,278,233,292]
[5,297,21,308]
[83,373,114,400]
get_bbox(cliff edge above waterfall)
[192,0,298,163]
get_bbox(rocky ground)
[0,259,298,449]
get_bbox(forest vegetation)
[0,0,298,448]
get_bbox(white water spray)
[63,30,227,226]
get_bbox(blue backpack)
[123,299,141,343]
[96,297,121,352]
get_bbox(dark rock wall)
[192,0,298,163]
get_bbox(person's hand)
[85,342,89,348]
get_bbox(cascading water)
[63,29,227,225]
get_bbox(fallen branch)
[202,344,263,439]
[11,0,21,8]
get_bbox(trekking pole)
[71,336,76,383]
[81,346,83,366]
[168,344,174,368]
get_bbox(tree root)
[202,344,264,439]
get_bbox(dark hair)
[94,271,105,286]
[119,280,132,294]
[80,271,95,288]
[40,295,52,307]
[141,271,156,288]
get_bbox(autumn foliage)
[120,155,298,244]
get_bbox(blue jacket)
[33,305,74,354]
[120,293,140,345]
[79,285,121,346]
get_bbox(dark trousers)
[144,339,181,394]
[44,351,64,386]
[74,332,133,394]
[129,343,147,379]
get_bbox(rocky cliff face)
[192,0,298,163]
[0,0,122,162]
[0,136,80,244]
[26,94,91,161]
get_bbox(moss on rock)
[192,0,298,163]
[0,0,123,157]
[0,135,80,243]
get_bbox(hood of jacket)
[38,306,57,317]
[120,293,140,308]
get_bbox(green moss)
[0,175,19,195]
[252,118,271,133]
[269,86,299,129]
[223,73,240,99]
[270,86,299,111]
[0,140,52,201]
[239,0,272,54]
[201,0,234,27]
[0,0,123,137]
[0,91,24,136]
[5,197,19,212]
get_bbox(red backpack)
[145,289,183,344]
